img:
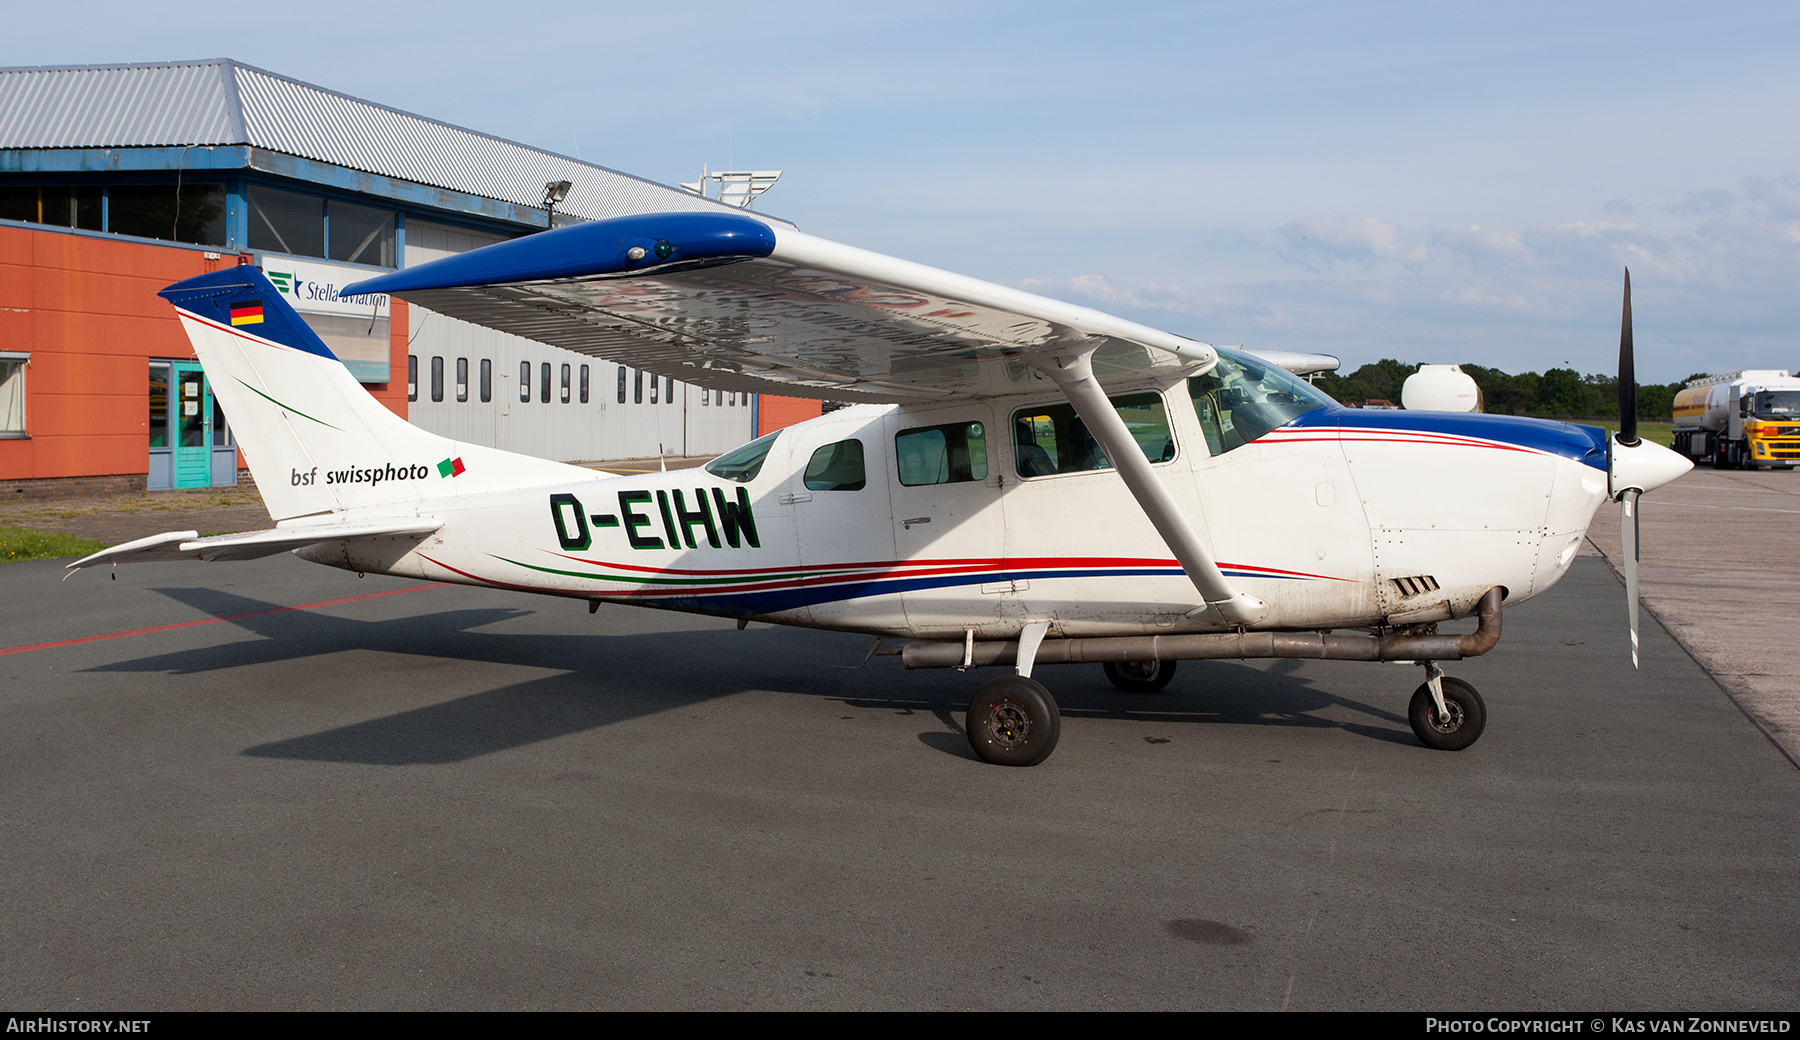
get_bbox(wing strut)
[1035,348,1266,627]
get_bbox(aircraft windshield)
[1752,391,1800,419]
[1187,348,1334,456]
[704,430,780,483]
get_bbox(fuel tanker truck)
[1671,370,1800,470]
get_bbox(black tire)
[966,675,1061,766]
[1408,677,1487,751]
[1103,659,1178,693]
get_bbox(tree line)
[1311,359,1711,420]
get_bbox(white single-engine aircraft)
[71,212,1691,765]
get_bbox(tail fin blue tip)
[160,267,340,363]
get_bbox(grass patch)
[0,526,106,563]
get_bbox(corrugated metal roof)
[0,60,780,226]
[0,61,241,149]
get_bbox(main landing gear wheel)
[1103,659,1177,693]
[1408,677,1487,751]
[966,675,1061,767]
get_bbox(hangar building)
[0,59,818,496]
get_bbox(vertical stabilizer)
[159,267,591,521]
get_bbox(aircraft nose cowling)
[1609,438,1691,498]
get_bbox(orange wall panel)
[28,433,145,478]
[0,437,36,480]
[757,395,824,436]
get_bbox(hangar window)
[519,361,531,403]
[804,439,866,491]
[1187,347,1333,456]
[430,356,444,402]
[896,421,987,487]
[1011,393,1173,478]
[248,185,324,257]
[650,374,659,405]
[407,355,418,402]
[0,353,27,436]
[456,358,468,403]
[617,366,627,404]
[480,359,492,402]
[634,369,644,405]
[0,186,101,231]
[111,184,226,246]
[561,364,571,403]
[328,200,397,267]
[541,363,552,404]
[666,376,675,404]
[579,365,590,404]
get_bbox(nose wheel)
[1408,673,1486,751]
[966,675,1061,766]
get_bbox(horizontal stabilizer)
[66,519,442,571]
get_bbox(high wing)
[345,212,1262,402]
[346,210,1297,625]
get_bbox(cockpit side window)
[804,439,867,491]
[1187,348,1333,455]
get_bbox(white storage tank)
[1401,364,1482,412]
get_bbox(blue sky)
[8,2,1798,382]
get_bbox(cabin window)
[1011,393,1173,477]
[895,421,987,487]
[705,431,781,483]
[803,439,867,491]
[1187,347,1333,456]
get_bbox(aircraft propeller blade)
[1618,268,1638,447]
[1621,487,1641,668]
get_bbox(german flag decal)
[229,302,265,326]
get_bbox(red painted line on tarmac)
[0,582,449,657]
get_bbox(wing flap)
[66,519,443,571]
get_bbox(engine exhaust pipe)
[901,587,1503,670]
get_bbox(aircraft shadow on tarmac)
[83,585,1419,765]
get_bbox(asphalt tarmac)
[1,554,1795,1010]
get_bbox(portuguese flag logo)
[437,456,466,478]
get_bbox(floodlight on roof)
[542,180,573,230]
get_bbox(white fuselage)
[306,388,1614,643]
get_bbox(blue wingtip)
[159,266,340,362]
[341,210,780,297]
